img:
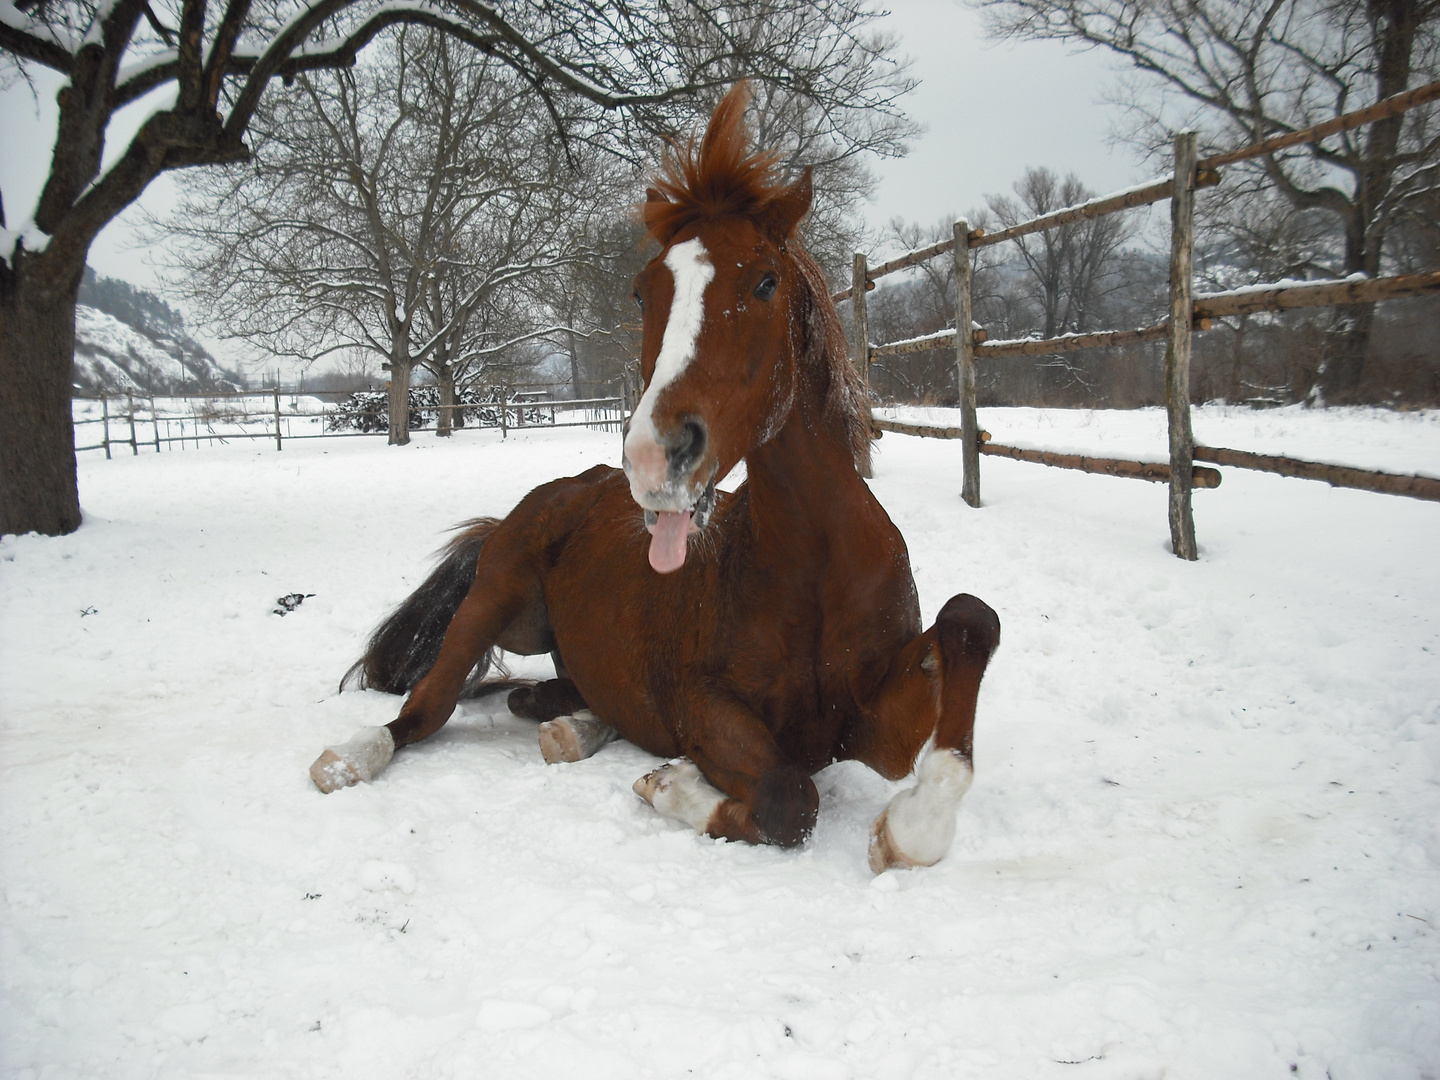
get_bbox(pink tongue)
[648,510,692,574]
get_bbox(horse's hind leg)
[506,679,618,764]
[853,594,1001,873]
[311,521,552,793]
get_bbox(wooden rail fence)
[839,80,1440,559]
[74,389,627,455]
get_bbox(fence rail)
[837,79,1440,558]
[74,389,628,456]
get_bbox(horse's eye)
[633,291,644,312]
[753,274,778,301]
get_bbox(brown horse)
[310,85,1001,873]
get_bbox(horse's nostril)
[667,417,708,476]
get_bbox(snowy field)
[2,405,1438,1080]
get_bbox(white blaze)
[624,238,714,505]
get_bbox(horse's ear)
[758,167,813,241]
[646,187,667,206]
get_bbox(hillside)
[72,269,243,395]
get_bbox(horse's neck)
[743,397,870,554]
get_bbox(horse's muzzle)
[623,415,711,512]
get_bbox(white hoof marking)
[633,759,725,833]
[310,726,394,793]
[868,747,973,873]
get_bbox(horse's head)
[622,85,819,574]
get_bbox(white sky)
[0,1,1146,306]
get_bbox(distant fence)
[838,80,1440,559]
[73,387,627,456]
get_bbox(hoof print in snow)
[274,592,314,615]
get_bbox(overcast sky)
[865,0,1140,234]
[1,0,1147,295]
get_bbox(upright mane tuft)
[643,83,788,243]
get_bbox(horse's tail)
[342,518,505,698]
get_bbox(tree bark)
[0,251,86,536]
[387,355,413,445]
[567,329,584,400]
[436,365,456,437]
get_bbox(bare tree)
[1,0,912,536]
[971,0,1440,401]
[168,31,621,443]
[986,167,1136,338]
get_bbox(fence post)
[953,220,980,508]
[852,252,873,478]
[126,392,138,455]
[101,396,112,460]
[273,386,283,450]
[500,387,508,440]
[1166,131,1199,560]
[150,395,160,452]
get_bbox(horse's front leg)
[856,593,1001,873]
[633,692,817,848]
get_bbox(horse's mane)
[644,83,870,469]
[643,83,783,245]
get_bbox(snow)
[880,403,1440,475]
[0,0,72,50]
[116,50,180,91]
[0,222,51,268]
[1196,273,1372,300]
[3,407,1438,1079]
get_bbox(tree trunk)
[567,329,584,399]
[0,255,85,536]
[1313,0,1419,405]
[1318,300,1378,403]
[387,357,413,445]
[436,366,456,437]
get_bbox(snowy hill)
[71,269,242,394]
[72,306,241,394]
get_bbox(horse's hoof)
[868,808,928,874]
[866,747,973,873]
[633,760,725,833]
[309,726,395,793]
[310,748,361,793]
[538,710,617,764]
[632,761,680,803]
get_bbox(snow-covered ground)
[3,406,1437,1080]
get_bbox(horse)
[309,84,1001,873]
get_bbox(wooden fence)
[839,79,1440,559]
[73,388,627,456]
